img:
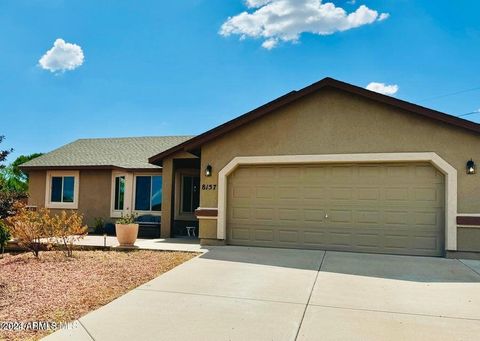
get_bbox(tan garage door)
[227,163,445,256]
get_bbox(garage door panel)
[278,208,301,221]
[355,210,381,224]
[357,188,381,201]
[231,227,250,241]
[303,209,326,222]
[227,163,445,256]
[231,207,251,220]
[328,209,353,223]
[278,186,300,199]
[278,229,299,243]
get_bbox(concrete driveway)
[45,247,480,341]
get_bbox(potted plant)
[115,213,138,246]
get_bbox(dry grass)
[0,250,196,341]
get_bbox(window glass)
[134,175,162,212]
[181,175,199,214]
[51,177,63,202]
[62,176,75,203]
[135,176,151,211]
[192,176,200,211]
[114,176,125,210]
[182,176,193,212]
[151,176,162,211]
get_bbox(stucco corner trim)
[217,152,458,251]
[195,207,218,220]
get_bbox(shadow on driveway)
[200,246,480,283]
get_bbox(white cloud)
[366,82,399,96]
[220,0,389,49]
[262,38,279,49]
[39,38,84,73]
[378,12,390,21]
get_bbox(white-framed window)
[114,175,126,210]
[110,172,133,218]
[45,171,79,209]
[133,174,162,214]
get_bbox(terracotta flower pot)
[115,223,139,246]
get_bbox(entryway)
[171,158,200,237]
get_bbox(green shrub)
[94,217,105,234]
[0,221,11,254]
[117,213,137,224]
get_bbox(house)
[21,78,480,258]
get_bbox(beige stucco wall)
[77,170,112,226]
[28,169,112,226]
[29,168,166,230]
[197,88,480,251]
[161,158,174,238]
[28,170,47,207]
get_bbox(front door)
[181,174,200,215]
[173,173,201,237]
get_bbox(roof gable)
[149,77,480,165]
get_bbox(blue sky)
[1,0,480,162]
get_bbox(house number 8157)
[202,184,217,190]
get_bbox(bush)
[93,217,105,234]
[0,221,11,254]
[6,203,51,258]
[0,190,25,219]
[50,210,88,257]
[6,204,88,258]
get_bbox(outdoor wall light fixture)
[466,159,476,174]
[205,164,212,177]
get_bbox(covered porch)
[160,153,201,239]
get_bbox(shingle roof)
[21,136,194,170]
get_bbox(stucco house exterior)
[21,78,480,258]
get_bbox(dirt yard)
[0,250,197,340]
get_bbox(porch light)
[205,164,212,177]
[467,159,476,174]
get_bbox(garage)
[227,162,445,256]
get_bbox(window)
[134,175,162,211]
[181,175,200,214]
[46,171,79,209]
[51,176,75,203]
[114,176,125,210]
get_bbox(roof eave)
[20,165,162,172]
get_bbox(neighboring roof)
[21,136,195,170]
[149,77,480,165]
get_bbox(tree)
[0,135,13,190]
[0,221,11,255]
[0,153,43,193]
[0,191,24,219]
[0,135,22,219]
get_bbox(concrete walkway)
[44,247,480,341]
[66,235,204,253]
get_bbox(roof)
[21,136,195,170]
[149,77,480,165]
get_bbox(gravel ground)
[0,250,197,341]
